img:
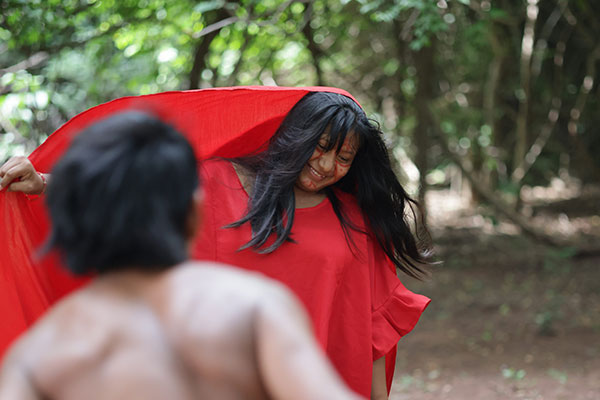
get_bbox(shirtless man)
[0,112,363,400]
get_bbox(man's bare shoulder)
[1,289,118,390]
[151,261,301,393]
[11,289,105,349]
[168,261,292,302]
[162,261,302,339]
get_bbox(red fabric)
[0,86,349,356]
[192,159,430,397]
[0,86,428,395]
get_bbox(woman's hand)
[0,156,46,194]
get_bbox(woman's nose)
[318,151,336,172]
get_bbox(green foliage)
[357,0,448,49]
[547,368,568,385]
[543,247,576,273]
[0,0,599,191]
[501,367,526,381]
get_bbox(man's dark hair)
[44,111,199,276]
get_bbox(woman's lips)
[308,165,327,180]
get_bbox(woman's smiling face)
[295,131,359,194]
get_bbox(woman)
[0,87,430,399]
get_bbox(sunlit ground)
[390,181,600,400]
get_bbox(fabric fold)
[372,280,431,360]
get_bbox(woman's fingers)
[0,156,27,176]
[0,157,43,194]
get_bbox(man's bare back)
[1,262,359,400]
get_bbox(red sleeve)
[336,191,430,360]
[368,237,430,391]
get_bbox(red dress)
[192,159,430,396]
[0,86,429,396]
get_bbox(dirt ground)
[389,187,600,400]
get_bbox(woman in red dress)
[0,87,430,399]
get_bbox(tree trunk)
[413,42,435,219]
[513,0,539,173]
[483,22,507,191]
[566,45,600,182]
[188,8,230,90]
[302,2,325,86]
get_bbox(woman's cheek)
[301,173,317,189]
[334,163,351,180]
[309,149,323,161]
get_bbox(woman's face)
[295,131,359,193]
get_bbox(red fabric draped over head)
[0,85,398,393]
[0,86,357,353]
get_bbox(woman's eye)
[338,156,350,163]
[317,143,327,150]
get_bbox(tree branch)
[188,8,232,89]
[302,1,325,86]
[192,16,240,39]
[511,22,573,184]
[531,1,563,78]
[429,107,565,247]
[0,52,48,75]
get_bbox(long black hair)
[228,91,431,278]
[44,112,199,276]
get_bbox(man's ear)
[185,188,204,242]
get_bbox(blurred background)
[1,1,598,398]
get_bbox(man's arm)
[0,344,42,400]
[255,284,365,400]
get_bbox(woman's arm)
[371,356,388,400]
[0,156,47,194]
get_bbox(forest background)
[1,1,599,399]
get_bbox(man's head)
[45,111,200,276]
